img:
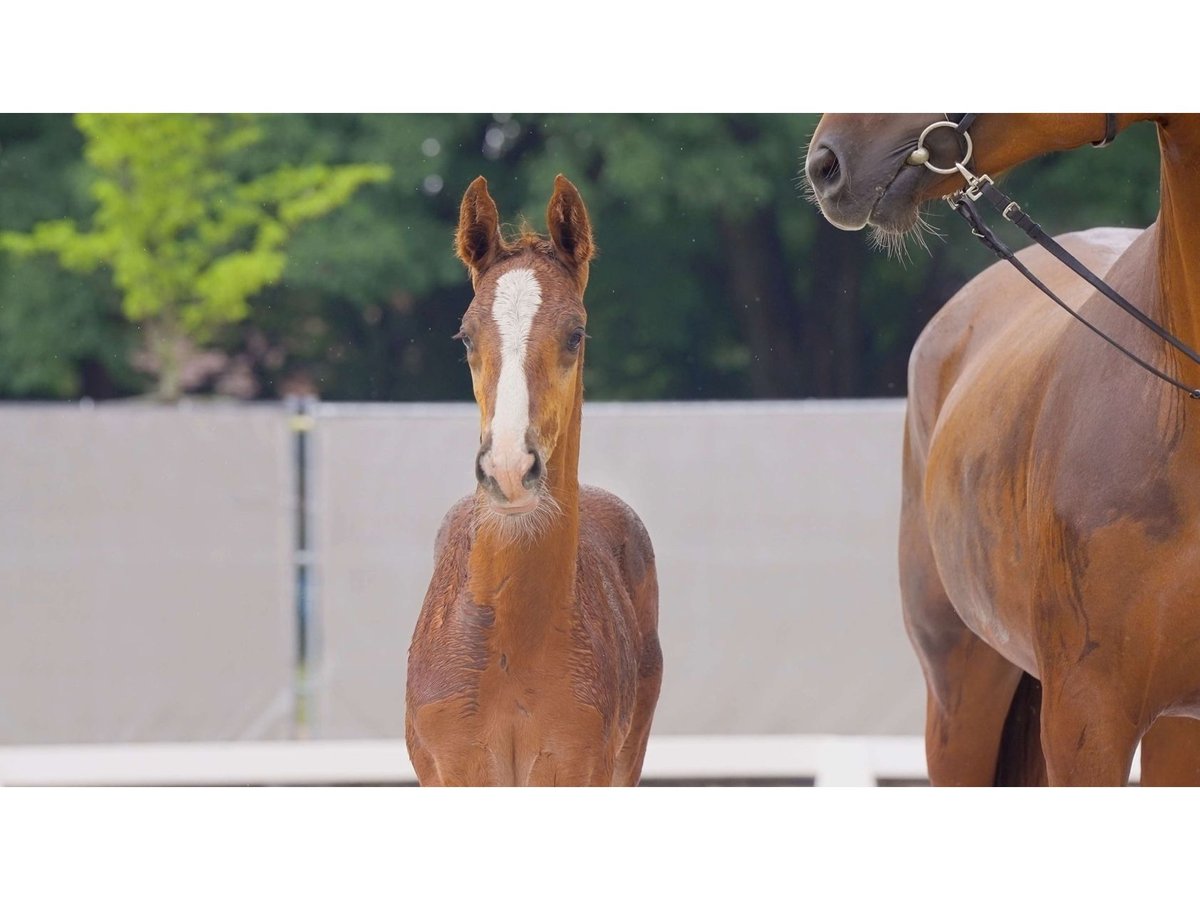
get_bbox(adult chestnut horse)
[807,114,1200,786]
[405,175,663,786]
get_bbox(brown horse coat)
[405,176,662,786]
[809,114,1200,785]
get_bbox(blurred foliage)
[0,114,1162,402]
[1,115,390,399]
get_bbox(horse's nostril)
[807,144,843,195]
[523,450,543,488]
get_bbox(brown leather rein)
[907,114,1200,400]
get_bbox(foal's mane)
[489,220,597,272]
[506,220,555,255]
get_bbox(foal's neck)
[467,388,583,635]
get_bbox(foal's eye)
[566,329,585,352]
[454,330,474,353]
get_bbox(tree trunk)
[719,208,806,398]
[806,220,866,397]
[148,318,184,403]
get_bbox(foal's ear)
[546,174,595,285]
[456,176,503,280]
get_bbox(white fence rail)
[0,736,1145,787]
[0,736,922,787]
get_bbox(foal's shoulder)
[433,493,476,562]
[579,484,643,526]
[579,485,654,555]
[420,494,475,625]
[578,485,657,608]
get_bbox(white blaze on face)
[488,268,543,488]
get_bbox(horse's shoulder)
[908,225,1147,434]
[1047,226,1143,263]
[921,225,1142,348]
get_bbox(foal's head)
[454,175,595,527]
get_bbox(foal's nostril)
[475,435,495,489]
[806,143,843,196]
[523,449,543,488]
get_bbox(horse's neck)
[1154,116,1200,356]
[467,394,583,649]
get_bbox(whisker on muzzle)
[868,206,943,266]
[475,487,563,546]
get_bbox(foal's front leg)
[524,715,615,786]
[525,748,614,786]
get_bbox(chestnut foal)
[406,176,662,786]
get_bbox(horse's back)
[907,226,1142,456]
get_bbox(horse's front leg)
[1139,716,1200,786]
[1039,666,1144,786]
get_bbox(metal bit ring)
[906,120,974,175]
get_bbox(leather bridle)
[903,113,1200,399]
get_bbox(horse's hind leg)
[1139,717,1200,786]
[901,431,1024,785]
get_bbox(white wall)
[313,400,923,738]
[0,406,295,743]
[0,400,923,744]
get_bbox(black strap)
[955,113,1113,145]
[1092,113,1117,148]
[952,187,1200,399]
[950,113,1108,147]
[978,180,1200,372]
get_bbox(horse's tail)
[993,672,1047,786]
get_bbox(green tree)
[0,114,391,400]
[223,114,1161,403]
[0,114,1164,403]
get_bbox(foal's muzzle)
[476,432,544,511]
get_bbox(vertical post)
[286,395,318,738]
